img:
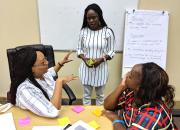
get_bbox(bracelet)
[58,62,64,67]
[112,120,125,125]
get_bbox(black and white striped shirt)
[77,27,115,86]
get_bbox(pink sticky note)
[72,106,85,113]
[18,117,30,126]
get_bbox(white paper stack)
[0,112,16,130]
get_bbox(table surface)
[6,105,113,130]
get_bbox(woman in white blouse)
[9,47,77,118]
[77,3,115,105]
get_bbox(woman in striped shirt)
[77,3,115,105]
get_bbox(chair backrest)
[7,44,56,83]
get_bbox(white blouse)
[16,67,59,118]
[77,27,115,86]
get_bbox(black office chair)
[6,44,76,105]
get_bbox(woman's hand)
[93,58,104,68]
[57,75,78,84]
[82,58,95,68]
[78,54,92,68]
[119,74,128,91]
[59,51,73,65]
[83,58,94,68]
[102,110,120,121]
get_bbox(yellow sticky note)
[86,59,94,66]
[92,108,102,117]
[88,120,100,129]
[57,117,71,126]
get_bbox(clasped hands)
[82,57,104,68]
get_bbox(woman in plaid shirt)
[104,62,177,130]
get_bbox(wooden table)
[7,106,113,130]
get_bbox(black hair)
[81,3,107,29]
[10,47,50,105]
[135,62,175,108]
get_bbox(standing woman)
[77,3,115,105]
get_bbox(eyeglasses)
[33,57,48,67]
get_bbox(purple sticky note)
[72,106,85,113]
[18,117,30,126]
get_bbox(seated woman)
[9,47,78,118]
[104,62,177,130]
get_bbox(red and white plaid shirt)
[115,89,178,130]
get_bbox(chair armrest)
[62,84,76,105]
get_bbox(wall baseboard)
[1,97,179,108]
[0,97,96,105]
[63,98,96,105]
[0,97,7,104]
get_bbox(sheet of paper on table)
[0,112,16,130]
